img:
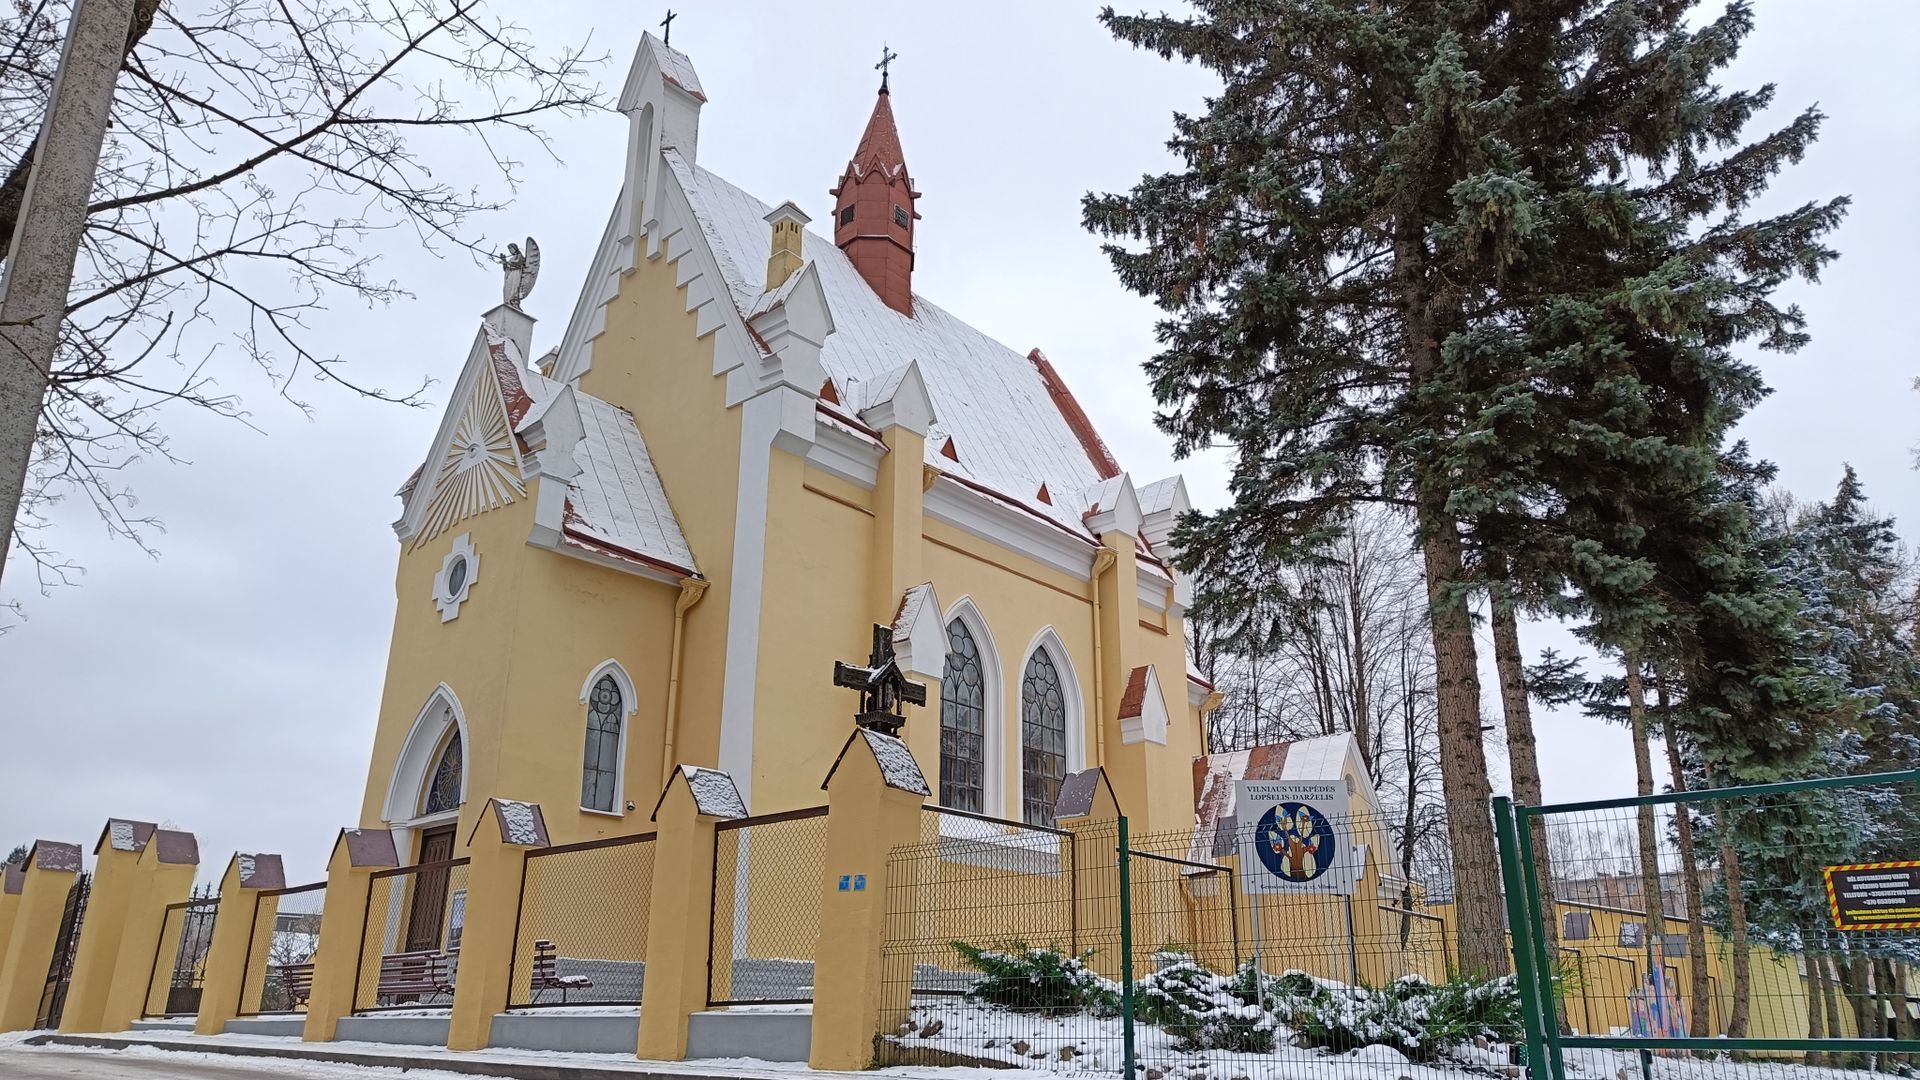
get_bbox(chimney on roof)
[764,202,810,291]
[829,78,920,316]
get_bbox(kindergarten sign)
[1236,780,1360,896]
[1824,861,1920,931]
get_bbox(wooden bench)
[275,962,315,1009]
[530,939,594,1003]
[376,950,455,1005]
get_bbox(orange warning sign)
[1824,861,1920,931]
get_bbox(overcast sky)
[1,2,1913,885]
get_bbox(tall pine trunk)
[1625,662,1666,985]
[1401,223,1506,978]
[1806,955,1829,1067]
[1821,954,1847,1058]
[1490,582,1560,956]
[1656,677,1710,1036]
[1719,822,1752,1038]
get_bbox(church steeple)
[829,59,920,317]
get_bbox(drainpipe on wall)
[1089,547,1118,769]
[660,576,710,788]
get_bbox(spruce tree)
[1088,0,1843,974]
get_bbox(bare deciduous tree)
[0,0,603,595]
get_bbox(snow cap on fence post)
[195,852,287,1035]
[0,841,83,1033]
[59,819,159,1034]
[97,829,200,1033]
[811,726,929,1070]
[449,798,551,1051]
[303,828,399,1043]
[639,765,745,1061]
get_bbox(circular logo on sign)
[1254,802,1336,883]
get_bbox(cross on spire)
[876,43,898,92]
[833,624,926,736]
[660,9,676,46]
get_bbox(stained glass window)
[1021,648,1068,827]
[582,674,624,812]
[939,619,986,813]
[424,731,462,815]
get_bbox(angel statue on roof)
[499,237,540,309]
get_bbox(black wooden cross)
[660,10,676,46]
[833,624,926,736]
[876,44,898,91]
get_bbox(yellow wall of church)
[577,234,744,783]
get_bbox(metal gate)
[143,889,220,1018]
[1495,769,1920,1080]
[33,872,89,1029]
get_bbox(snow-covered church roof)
[670,159,1117,530]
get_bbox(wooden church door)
[406,825,456,952]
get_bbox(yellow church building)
[359,32,1218,875]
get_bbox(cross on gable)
[833,624,927,736]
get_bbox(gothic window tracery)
[940,619,986,813]
[423,731,463,816]
[582,674,624,812]
[1021,648,1068,827]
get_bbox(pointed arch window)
[1021,649,1068,827]
[582,675,624,813]
[423,732,463,816]
[940,619,987,813]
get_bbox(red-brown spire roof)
[831,86,920,317]
[852,89,905,174]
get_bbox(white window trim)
[381,685,468,863]
[579,659,639,815]
[1016,627,1086,824]
[433,534,480,622]
[939,597,1004,819]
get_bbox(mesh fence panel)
[238,882,325,1015]
[509,833,657,1008]
[709,808,828,1005]
[878,809,1522,1078]
[353,859,469,1012]
[1523,775,1919,1079]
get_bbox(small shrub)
[951,941,1119,1014]
[1287,972,1519,1061]
[1135,951,1276,1053]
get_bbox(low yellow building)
[354,31,1216,955]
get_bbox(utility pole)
[0,0,138,587]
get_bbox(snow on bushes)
[950,941,1121,1015]
[938,942,1519,1068]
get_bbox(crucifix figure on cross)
[833,624,927,736]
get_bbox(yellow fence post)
[0,840,83,1032]
[637,766,747,1061]
[809,728,930,1070]
[0,863,23,973]
[100,830,198,1032]
[447,798,550,1051]
[195,854,286,1036]
[304,829,399,1042]
[59,820,158,1033]
[1056,767,1125,979]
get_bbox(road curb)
[23,1032,775,1080]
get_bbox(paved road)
[0,1045,409,1078]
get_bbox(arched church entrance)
[405,729,462,950]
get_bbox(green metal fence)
[1497,769,1920,1080]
